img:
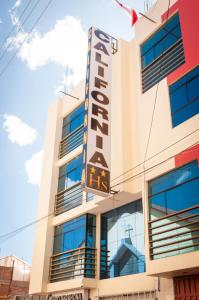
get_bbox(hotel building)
[29,0,199,299]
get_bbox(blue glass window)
[100,200,145,279]
[149,160,199,260]
[169,66,199,127]
[53,214,96,254]
[141,13,182,69]
[62,103,84,139]
[57,154,82,192]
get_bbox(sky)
[0,0,156,263]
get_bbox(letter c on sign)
[94,29,110,43]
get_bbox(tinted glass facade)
[62,103,84,138]
[141,14,182,68]
[100,201,145,279]
[50,215,96,282]
[141,14,185,93]
[149,160,199,260]
[57,154,82,192]
[59,103,85,158]
[169,66,199,127]
[53,214,96,254]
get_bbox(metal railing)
[100,248,110,279]
[59,125,84,159]
[55,182,83,216]
[49,247,96,282]
[142,38,185,93]
[149,204,199,259]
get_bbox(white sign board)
[82,27,112,196]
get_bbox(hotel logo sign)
[82,27,112,196]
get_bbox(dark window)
[50,214,96,282]
[141,13,185,93]
[148,160,199,260]
[169,66,199,127]
[59,103,85,159]
[62,103,84,139]
[57,154,82,192]
[100,200,145,279]
[53,214,96,254]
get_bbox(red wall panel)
[162,0,199,85]
[175,144,199,167]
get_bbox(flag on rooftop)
[115,0,138,26]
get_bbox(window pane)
[58,155,83,191]
[149,161,199,196]
[166,178,199,213]
[187,76,199,101]
[150,193,166,221]
[62,103,84,138]
[172,98,199,127]
[170,85,188,113]
[100,200,145,279]
[141,13,181,68]
[169,66,199,126]
[53,215,86,254]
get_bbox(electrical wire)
[0,0,41,63]
[0,138,198,244]
[0,0,54,78]
[0,0,34,54]
[111,128,199,184]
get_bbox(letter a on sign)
[82,27,113,196]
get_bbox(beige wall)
[30,0,199,297]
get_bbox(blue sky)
[0,0,155,263]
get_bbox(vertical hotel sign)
[82,27,112,196]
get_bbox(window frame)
[169,65,199,127]
[148,159,199,220]
[140,12,182,70]
[57,154,83,193]
[62,102,85,140]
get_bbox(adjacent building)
[29,0,199,299]
[0,256,30,299]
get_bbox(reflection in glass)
[169,66,199,127]
[141,13,182,68]
[58,154,82,192]
[62,103,84,138]
[100,200,145,279]
[149,160,199,260]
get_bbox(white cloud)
[9,16,87,88]
[3,114,38,146]
[25,150,43,185]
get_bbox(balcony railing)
[142,38,185,93]
[49,247,96,282]
[59,125,84,159]
[55,182,83,216]
[100,248,110,279]
[149,204,199,260]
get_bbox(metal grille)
[59,125,84,159]
[55,182,83,216]
[49,247,96,282]
[142,39,185,93]
[149,204,199,259]
[99,291,156,300]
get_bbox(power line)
[111,140,199,189]
[111,128,199,184]
[0,0,54,78]
[0,0,41,63]
[143,0,171,167]
[0,0,34,54]
[0,138,198,244]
